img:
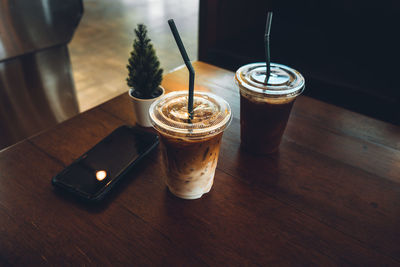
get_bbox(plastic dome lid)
[149,91,232,139]
[235,62,305,99]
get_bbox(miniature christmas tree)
[127,24,163,99]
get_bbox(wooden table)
[1,62,399,266]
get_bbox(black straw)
[264,12,273,84]
[168,19,194,119]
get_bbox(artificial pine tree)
[127,24,163,99]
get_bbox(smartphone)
[52,125,159,202]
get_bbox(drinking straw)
[264,12,273,84]
[168,19,194,119]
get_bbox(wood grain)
[1,61,399,266]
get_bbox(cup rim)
[235,62,305,99]
[149,91,232,139]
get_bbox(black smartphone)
[52,125,159,202]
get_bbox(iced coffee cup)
[236,63,305,154]
[149,91,232,199]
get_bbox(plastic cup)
[149,91,232,199]
[235,63,305,154]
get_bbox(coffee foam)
[150,91,232,139]
[161,95,219,125]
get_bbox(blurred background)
[198,0,400,126]
[70,0,199,112]
[0,0,399,150]
[0,0,198,150]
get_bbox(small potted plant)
[127,24,164,127]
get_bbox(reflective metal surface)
[0,0,83,61]
[0,0,83,150]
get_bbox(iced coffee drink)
[149,91,232,199]
[236,63,305,154]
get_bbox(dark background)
[199,0,400,125]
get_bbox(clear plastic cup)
[235,63,305,154]
[149,91,232,199]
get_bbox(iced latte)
[149,91,232,199]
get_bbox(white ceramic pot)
[128,86,165,127]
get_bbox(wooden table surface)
[1,62,400,266]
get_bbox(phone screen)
[52,126,158,200]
